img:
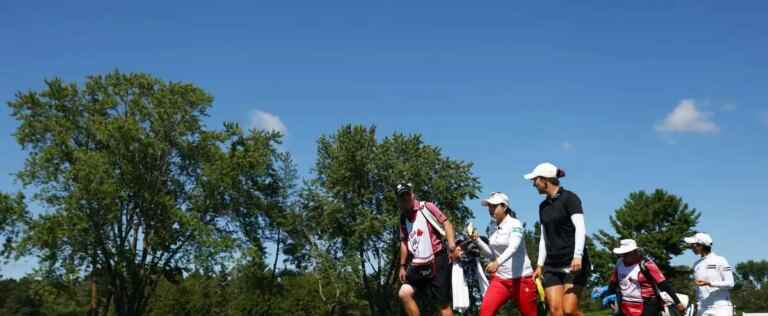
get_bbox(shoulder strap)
[418,202,446,237]
[639,259,667,306]
[639,259,658,285]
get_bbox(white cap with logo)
[481,192,510,207]
[684,232,713,246]
[524,162,559,180]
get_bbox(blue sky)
[1,1,767,278]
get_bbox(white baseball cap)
[613,239,639,255]
[524,162,560,180]
[684,232,713,246]
[481,192,510,207]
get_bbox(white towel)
[475,260,489,296]
[452,263,470,311]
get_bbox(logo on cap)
[396,182,412,195]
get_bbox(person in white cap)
[684,232,734,316]
[605,239,686,316]
[524,162,590,316]
[470,192,538,316]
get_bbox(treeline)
[0,71,766,315]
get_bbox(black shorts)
[541,264,591,288]
[640,297,662,316]
[405,250,451,306]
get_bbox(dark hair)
[505,206,517,219]
[702,245,712,254]
[396,182,413,196]
[540,168,565,186]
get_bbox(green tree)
[297,125,481,315]
[148,271,232,316]
[523,222,540,272]
[0,278,43,316]
[7,71,293,316]
[594,189,700,273]
[265,152,299,281]
[733,281,768,312]
[732,260,768,312]
[584,236,614,288]
[0,192,29,260]
[736,260,768,288]
[0,272,92,316]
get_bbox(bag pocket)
[409,261,436,282]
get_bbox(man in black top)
[525,162,590,316]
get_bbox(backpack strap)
[639,259,659,287]
[639,259,668,309]
[418,201,446,237]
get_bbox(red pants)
[479,275,538,316]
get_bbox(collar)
[547,187,565,202]
[497,214,512,230]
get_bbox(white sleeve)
[537,225,546,267]
[709,258,735,289]
[571,214,586,258]
[474,237,495,258]
[496,226,523,264]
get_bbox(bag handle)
[418,202,446,237]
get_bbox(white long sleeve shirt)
[693,252,734,307]
[476,215,534,279]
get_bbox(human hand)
[449,247,461,262]
[570,257,582,273]
[486,260,499,273]
[695,279,710,286]
[533,266,543,280]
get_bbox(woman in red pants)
[472,192,538,316]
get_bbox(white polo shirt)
[476,215,534,280]
[693,252,734,307]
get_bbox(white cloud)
[561,141,574,151]
[249,111,287,134]
[656,99,719,134]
